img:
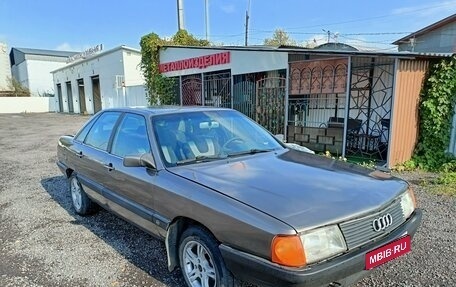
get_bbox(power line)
[249,29,413,36]
[268,2,456,31]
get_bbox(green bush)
[413,56,456,171]
[139,30,209,105]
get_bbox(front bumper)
[220,209,422,287]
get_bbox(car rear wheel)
[179,226,236,287]
[69,174,97,215]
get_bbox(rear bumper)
[220,209,422,287]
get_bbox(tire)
[179,226,236,287]
[69,174,97,216]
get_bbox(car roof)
[101,106,233,116]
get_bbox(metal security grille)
[203,71,231,108]
[339,200,405,250]
[346,57,394,160]
[233,77,255,119]
[256,77,286,135]
[182,75,202,106]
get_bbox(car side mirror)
[123,153,156,169]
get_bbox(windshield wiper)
[227,148,275,157]
[176,155,226,165]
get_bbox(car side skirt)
[77,175,170,238]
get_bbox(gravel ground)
[0,113,455,287]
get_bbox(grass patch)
[427,184,456,196]
[420,172,456,196]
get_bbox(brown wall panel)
[389,59,429,167]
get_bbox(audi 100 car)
[57,107,422,287]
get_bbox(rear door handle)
[75,150,84,158]
[103,163,115,171]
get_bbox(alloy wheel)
[70,177,82,211]
[182,240,217,287]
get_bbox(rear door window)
[111,113,150,157]
[84,112,121,151]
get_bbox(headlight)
[400,188,416,219]
[300,225,347,264]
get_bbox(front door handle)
[103,163,115,171]
[75,150,84,158]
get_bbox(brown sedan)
[57,107,422,287]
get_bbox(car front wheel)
[69,174,97,215]
[179,226,236,287]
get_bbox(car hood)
[170,149,408,231]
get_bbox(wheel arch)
[165,216,217,272]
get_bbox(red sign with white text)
[365,236,411,270]
[159,51,230,73]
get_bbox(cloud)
[55,42,75,51]
[392,1,456,17]
[220,4,235,14]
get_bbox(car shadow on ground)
[41,175,186,287]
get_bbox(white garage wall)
[122,50,144,86]
[53,47,146,114]
[53,49,125,114]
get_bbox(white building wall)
[159,47,288,77]
[100,50,126,109]
[122,50,144,86]
[26,60,67,96]
[53,48,138,114]
[0,97,55,113]
[125,85,148,106]
[0,43,11,91]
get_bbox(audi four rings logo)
[372,213,393,232]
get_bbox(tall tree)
[140,30,209,105]
[263,29,297,46]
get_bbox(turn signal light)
[271,235,306,267]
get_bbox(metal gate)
[203,71,231,108]
[182,74,202,105]
[233,79,255,119]
[256,77,286,135]
[347,57,394,160]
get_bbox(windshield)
[152,110,284,166]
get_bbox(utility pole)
[322,29,330,43]
[205,0,209,41]
[177,0,185,30]
[244,0,251,46]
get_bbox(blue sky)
[1,0,455,52]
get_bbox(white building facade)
[0,42,12,91]
[9,48,77,96]
[52,46,147,114]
